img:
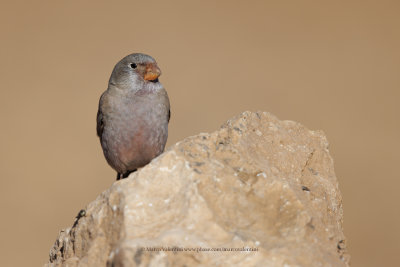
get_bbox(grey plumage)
[97,53,170,179]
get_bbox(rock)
[46,111,349,267]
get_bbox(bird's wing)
[168,109,171,123]
[96,109,104,138]
[96,93,106,138]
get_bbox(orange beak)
[144,63,161,81]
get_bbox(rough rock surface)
[46,111,349,267]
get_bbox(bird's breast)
[102,90,169,171]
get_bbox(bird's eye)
[130,63,137,69]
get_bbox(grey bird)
[96,53,170,180]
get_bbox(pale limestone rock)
[46,111,349,267]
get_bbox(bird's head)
[108,53,162,91]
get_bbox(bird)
[96,53,170,180]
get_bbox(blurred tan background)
[0,0,399,266]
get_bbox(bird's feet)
[116,169,137,180]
